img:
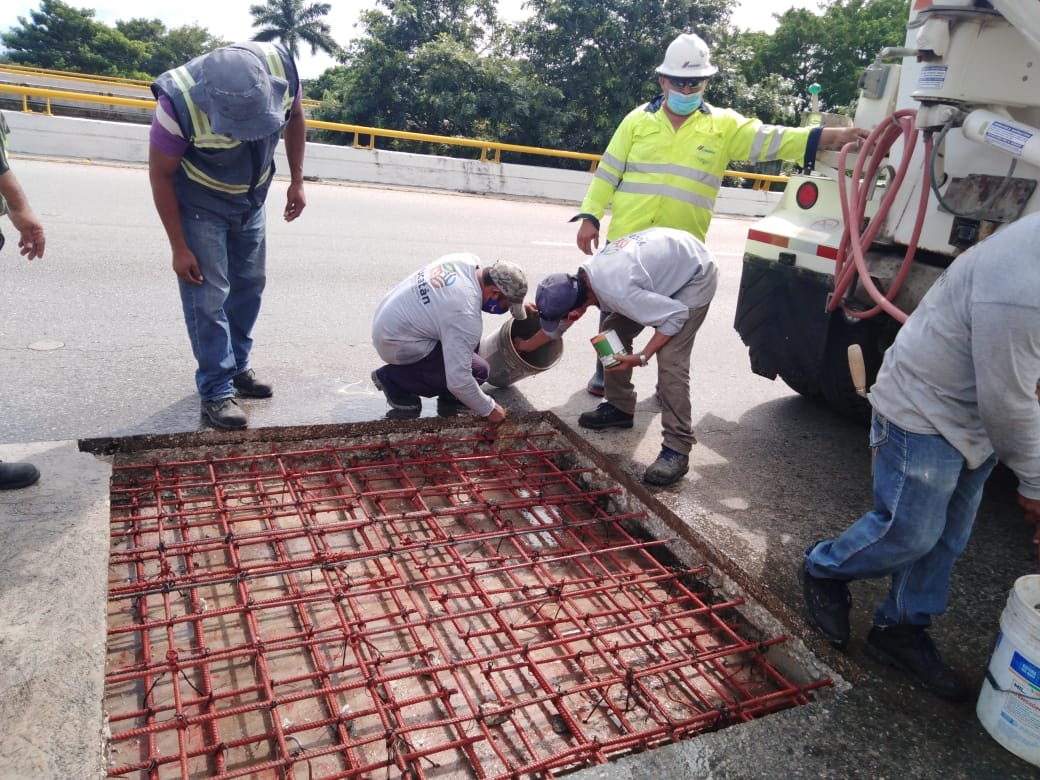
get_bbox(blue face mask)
[666,90,703,116]
[483,298,507,314]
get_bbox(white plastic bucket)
[977,574,1040,767]
[479,316,563,388]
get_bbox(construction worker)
[149,43,306,430]
[0,110,45,490]
[517,227,718,486]
[372,257,530,421]
[574,32,867,396]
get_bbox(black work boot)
[798,561,852,649]
[866,624,972,702]
[436,394,468,417]
[371,369,421,415]
[643,447,689,486]
[233,369,274,398]
[201,397,248,430]
[578,402,634,430]
[0,461,41,490]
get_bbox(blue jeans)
[805,412,996,627]
[178,207,266,401]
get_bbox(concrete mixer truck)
[733,0,1040,419]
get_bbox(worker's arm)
[0,169,44,260]
[148,145,202,284]
[282,100,307,223]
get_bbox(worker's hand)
[605,353,643,372]
[486,403,507,424]
[8,207,45,260]
[576,219,599,256]
[172,246,203,284]
[1018,494,1040,544]
[821,126,869,150]
[284,181,306,222]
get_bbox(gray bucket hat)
[487,260,528,320]
[190,46,289,141]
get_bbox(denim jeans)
[178,206,266,401]
[805,412,997,627]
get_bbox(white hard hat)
[656,33,718,78]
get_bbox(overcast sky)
[3,1,824,79]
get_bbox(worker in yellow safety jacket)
[573,32,867,396]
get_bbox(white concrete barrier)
[4,110,779,216]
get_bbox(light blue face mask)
[666,90,703,116]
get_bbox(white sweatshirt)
[371,254,496,416]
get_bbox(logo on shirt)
[417,262,459,304]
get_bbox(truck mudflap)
[735,253,887,421]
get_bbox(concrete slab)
[0,441,111,780]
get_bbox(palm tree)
[249,0,342,62]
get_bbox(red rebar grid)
[104,425,830,779]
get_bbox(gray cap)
[487,260,528,319]
[189,46,289,141]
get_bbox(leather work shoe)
[201,397,248,430]
[866,624,972,702]
[371,370,421,414]
[798,562,851,649]
[643,447,689,486]
[578,402,634,430]
[0,460,41,490]
[233,369,273,398]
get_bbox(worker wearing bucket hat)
[149,43,306,431]
[516,227,717,486]
[372,256,531,421]
[572,31,867,398]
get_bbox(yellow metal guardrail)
[0,80,787,184]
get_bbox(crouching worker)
[516,227,717,485]
[371,255,529,421]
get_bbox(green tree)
[1,0,144,75]
[311,0,565,157]
[117,18,228,75]
[510,0,738,154]
[749,0,910,120]
[249,0,342,62]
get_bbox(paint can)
[590,329,625,368]
[480,315,564,388]
[977,574,1040,767]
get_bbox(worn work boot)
[201,397,248,430]
[866,624,972,702]
[798,561,852,650]
[371,370,421,415]
[233,369,273,398]
[578,402,634,430]
[0,460,41,490]
[643,447,689,486]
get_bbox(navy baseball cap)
[536,273,582,333]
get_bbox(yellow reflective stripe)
[168,65,213,139]
[192,133,240,150]
[626,161,721,190]
[251,43,294,111]
[182,159,273,194]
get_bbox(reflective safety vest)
[152,42,299,212]
[580,97,821,242]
